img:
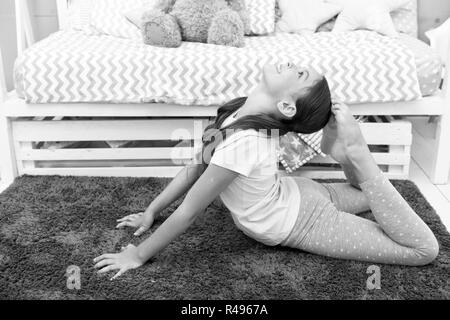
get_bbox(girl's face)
[262,62,323,101]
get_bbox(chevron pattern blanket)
[14,30,421,105]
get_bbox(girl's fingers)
[116,217,132,223]
[94,259,115,269]
[93,253,116,263]
[116,221,135,229]
[98,264,120,274]
[116,214,138,222]
[111,268,127,281]
[134,226,148,236]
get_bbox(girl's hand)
[93,244,144,280]
[116,211,155,236]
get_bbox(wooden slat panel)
[13,119,206,141]
[12,119,411,145]
[311,153,411,166]
[24,167,407,180]
[18,147,194,161]
[23,166,183,178]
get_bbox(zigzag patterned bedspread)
[14,30,423,105]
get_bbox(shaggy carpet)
[0,175,449,300]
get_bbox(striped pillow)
[245,0,276,35]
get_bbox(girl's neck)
[239,86,275,118]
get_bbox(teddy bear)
[141,0,249,48]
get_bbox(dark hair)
[201,77,332,166]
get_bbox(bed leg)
[0,116,18,187]
[430,113,450,184]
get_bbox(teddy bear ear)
[153,0,175,13]
[226,0,251,35]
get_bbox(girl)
[94,62,439,280]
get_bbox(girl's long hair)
[200,77,332,167]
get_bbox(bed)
[1,0,449,186]
[14,30,441,104]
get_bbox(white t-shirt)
[209,114,301,246]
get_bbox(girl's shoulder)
[216,129,276,154]
[220,129,268,145]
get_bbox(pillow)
[278,132,325,174]
[325,0,410,37]
[276,0,341,34]
[90,0,145,39]
[124,0,172,29]
[391,0,418,37]
[317,16,338,33]
[244,0,276,35]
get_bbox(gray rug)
[0,175,449,300]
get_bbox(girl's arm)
[116,161,206,236]
[94,164,238,280]
[146,163,205,217]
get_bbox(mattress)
[14,30,424,105]
[398,34,443,97]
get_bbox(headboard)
[55,0,419,36]
[56,0,70,30]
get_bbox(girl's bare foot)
[321,102,370,165]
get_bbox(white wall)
[1,0,450,91]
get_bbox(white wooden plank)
[2,96,219,117]
[56,0,69,30]
[23,166,404,180]
[0,50,7,102]
[11,118,412,145]
[359,122,412,145]
[388,145,406,175]
[21,0,36,46]
[23,166,183,178]
[348,96,446,116]
[12,119,206,141]
[280,169,407,180]
[18,147,194,161]
[14,0,26,55]
[2,93,447,118]
[311,152,410,166]
[15,141,34,175]
[0,116,18,184]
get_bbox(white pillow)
[276,0,341,34]
[244,0,276,35]
[90,0,145,39]
[326,0,410,37]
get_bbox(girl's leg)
[295,174,439,266]
[323,182,370,215]
[299,102,439,265]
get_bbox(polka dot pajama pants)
[280,175,439,266]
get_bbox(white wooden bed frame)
[1,0,450,189]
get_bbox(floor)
[408,117,450,231]
[1,119,450,231]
